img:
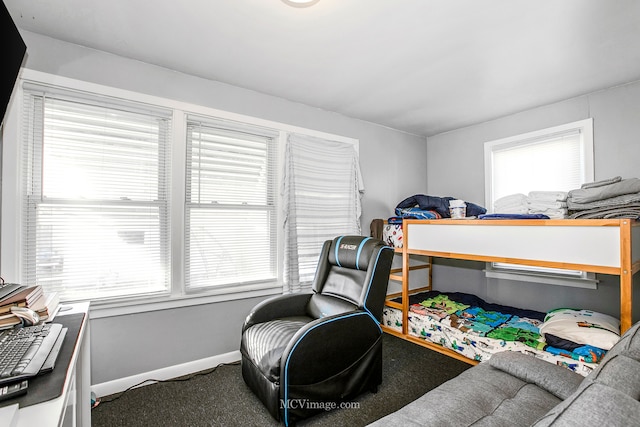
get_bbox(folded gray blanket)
[568,178,640,204]
[567,191,640,210]
[568,203,640,219]
[580,176,622,190]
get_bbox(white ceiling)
[5,0,640,137]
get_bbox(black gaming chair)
[240,235,394,426]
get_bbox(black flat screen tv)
[1,1,26,128]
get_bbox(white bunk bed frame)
[383,218,640,365]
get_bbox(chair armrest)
[282,310,382,385]
[242,293,313,333]
[489,351,584,400]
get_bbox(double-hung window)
[21,84,172,301]
[7,72,361,309]
[484,118,595,286]
[184,116,278,292]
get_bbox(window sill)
[84,283,282,320]
[485,268,598,289]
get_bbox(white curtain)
[282,133,364,293]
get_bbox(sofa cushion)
[532,381,640,426]
[488,351,583,400]
[586,353,640,399]
[368,362,561,427]
[596,319,640,364]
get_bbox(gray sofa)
[369,320,640,426]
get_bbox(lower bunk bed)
[382,290,616,377]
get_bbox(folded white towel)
[495,202,529,211]
[495,194,529,213]
[495,193,528,206]
[528,207,568,219]
[528,191,568,202]
[528,201,568,210]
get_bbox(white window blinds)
[491,130,585,202]
[22,87,172,301]
[282,133,363,292]
[185,116,278,291]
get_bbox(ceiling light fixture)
[282,0,320,7]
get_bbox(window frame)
[21,84,175,302]
[1,69,359,318]
[183,115,280,293]
[483,119,597,288]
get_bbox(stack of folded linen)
[493,193,528,214]
[568,176,640,219]
[527,191,568,219]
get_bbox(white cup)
[450,206,466,218]
[449,199,467,218]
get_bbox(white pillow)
[540,309,620,350]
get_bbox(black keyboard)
[0,323,64,386]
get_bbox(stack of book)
[0,284,60,329]
[33,292,61,321]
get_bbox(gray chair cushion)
[242,317,312,381]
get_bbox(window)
[21,84,172,301]
[485,119,594,203]
[484,119,596,286]
[4,71,361,309]
[282,133,362,292]
[185,116,278,292]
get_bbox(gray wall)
[17,31,428,385]
[426,80,640,321]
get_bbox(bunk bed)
[381,218,640,372]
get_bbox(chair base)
[242,355,282,420]
[241,335,383,426]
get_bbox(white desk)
[0,302,91,427]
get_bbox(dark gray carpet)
[91,333,470,427]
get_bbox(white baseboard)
[91,350,241,398]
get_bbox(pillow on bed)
[539,308,620,351]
